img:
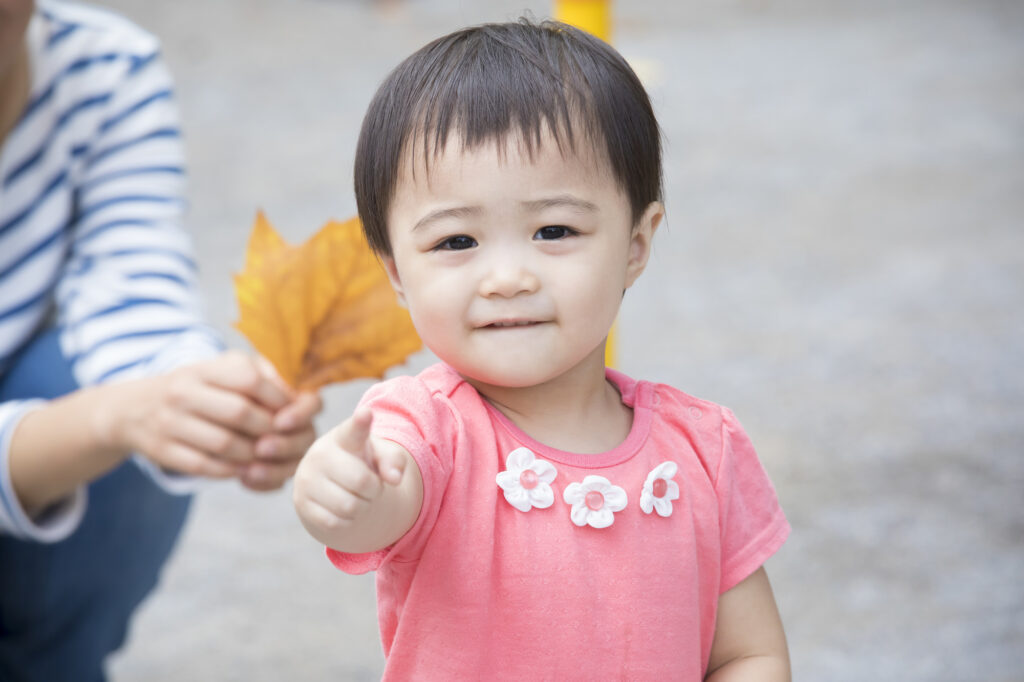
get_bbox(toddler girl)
[294,19,790,681]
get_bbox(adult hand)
[97,350,321,486]
[239,380,322,492]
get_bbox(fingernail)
[387,467,402,482]
[275,414,296,431]
[257,440,277,458]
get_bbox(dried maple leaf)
[234,211,421,389]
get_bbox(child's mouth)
[488,321,538,328]
[480,319,548,330]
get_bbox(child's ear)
[381,255,408,308]
[624,201,663,289]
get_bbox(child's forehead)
[395,123,614,191]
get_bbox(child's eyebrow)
[521,195,598,213]
[412,206,482,232]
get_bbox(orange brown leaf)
[233,211,421,389]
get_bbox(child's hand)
[338,409,406,486]
[292,408,416,551]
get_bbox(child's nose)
[478,261,540,298]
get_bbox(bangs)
[355,19,662,256]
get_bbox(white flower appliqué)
[640,461,680,517]
[562,475,628,529]
[496,447,557,512]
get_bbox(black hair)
[354,18,662,256]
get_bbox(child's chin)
[450,364,549,390]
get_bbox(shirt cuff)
[0,400,88,542]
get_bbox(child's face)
[383,129,661,390]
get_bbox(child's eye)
[434,235,477,251]
[534,225,576,240]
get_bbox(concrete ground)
[99,0,1023,679]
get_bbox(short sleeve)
[326,375,456,574]
[715,408,790,593]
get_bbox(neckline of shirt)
[471,366,655,469]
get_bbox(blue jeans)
[0,330,192,682]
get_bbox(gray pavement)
[100,0,1024,679]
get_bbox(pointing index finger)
[335,408,374,463]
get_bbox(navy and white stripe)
[0,1,223,541]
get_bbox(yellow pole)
[554,0,611,41]
[554,0,617,367]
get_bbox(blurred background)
[93,0,1023,679]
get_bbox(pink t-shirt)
[328,363,789,680]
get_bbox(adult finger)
[183,383,275,438]
[239,459,300,492]
[199,351,292,411]
[174,413,257,463]
[254,427,317,461]
[272,391,323,432]
[148,441,239,479]
[254,355,298,399]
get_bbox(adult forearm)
[8,384,131,515]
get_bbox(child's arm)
[704,567,790,681]
[292,408,423,553]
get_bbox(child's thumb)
[374,445,407,486]
[335,408,373,461]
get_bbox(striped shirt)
[0,1,223,541]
